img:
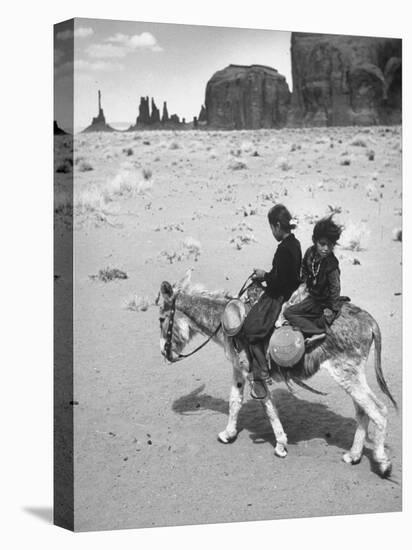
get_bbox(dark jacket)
[264,234,302,301]
[301,246,341,312]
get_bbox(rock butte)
[54,120,68,135]
[205,64,291,130]
[127,97,187,130]
[82,90,115,133]
[289,32,402,127]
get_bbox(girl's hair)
[312,215,342,244]
[267,204,296,231]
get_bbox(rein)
[164,274,255,363]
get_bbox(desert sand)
[54,125,402,531]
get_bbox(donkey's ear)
[160,281,174,303]
[178,268,193,290]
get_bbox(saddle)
[224,282,308,368]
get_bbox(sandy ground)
[54,126,402,531]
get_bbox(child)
[284,215,343,347]
[242,204,302,399]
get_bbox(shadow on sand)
[172,384,356,450]
[173,385,401,478]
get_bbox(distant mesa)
[203,35,401,129]
[79,32,402,133]
[82,90,115,133]
[54,120,68,135]
[127,96,186,130]
[289,32,402,126]
[204,64,291,130]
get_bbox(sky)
[54,18,292,132]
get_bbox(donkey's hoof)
[342,452,362,465]
[378,460,393,478]
[218,431,237,444]
[274,444,288,458]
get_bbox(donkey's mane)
[178,282,233,304]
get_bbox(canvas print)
[54,18,402,532]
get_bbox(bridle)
[163,292,222,363]
[163,274,256,363]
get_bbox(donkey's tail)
[371,319,398,411]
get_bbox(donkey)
[158,269,397,477]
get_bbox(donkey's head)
[158,269,195,362]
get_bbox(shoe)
[250,380,268,400]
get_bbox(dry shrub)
[142,168,152,180]
[158,237,202,264]
[228,159,247,171]
[90,267,128,282]
[392,228,402,242]
[103,173,133,200]
[240,140,254,154]
[230,222,256,250]
[182,237,202,261]
[340,222,370,251]
[237,203,258,217]
[54,188,73,215]
[56,158,73,173]
[155,223,184,232]
[75,187,104,214]
[365,183,379,200]
[278,158,291,171]
[103,170,153,201]
[55,186,119,228]
[350,135,368,147]
[124,295,150,311]
[77,159,94,172]
[257,190,278,203]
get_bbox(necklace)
[311,257,322,285]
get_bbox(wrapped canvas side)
[54,18,74,531]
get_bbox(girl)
[284,215,343,347]
[242,204,302,399]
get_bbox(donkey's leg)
[324,361,391,477]
[351,387,390,476]
[361,392,390,476]
[342,402,369,465]
[261,392,288,458]
[218,366,246,444]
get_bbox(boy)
[284,215,343,346]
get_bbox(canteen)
[222,299,246,337]
[268,325,305,368]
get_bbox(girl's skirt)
[242,292,283,344]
